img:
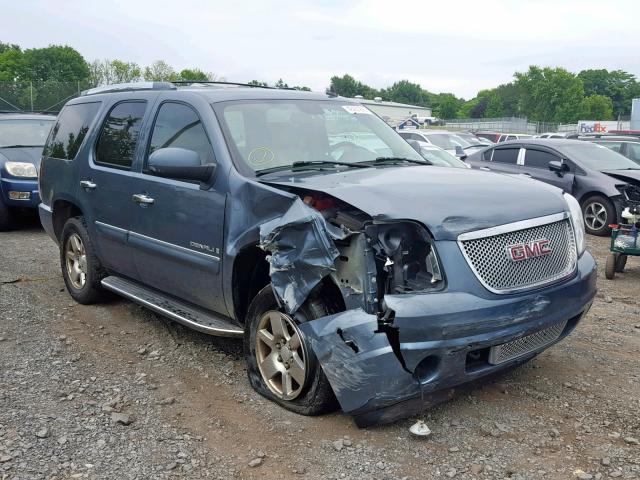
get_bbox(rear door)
[129,99,226,313]
[521,147,574,192]
[78,100,150,280]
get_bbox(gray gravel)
[1,221,639,479]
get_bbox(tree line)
[330,66,640,122]
[1,42,638,121]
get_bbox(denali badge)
[506,239,552,262]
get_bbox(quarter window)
[95,101,147,169]
[148,102,215,165]
[43,102,100,160]
[491,148,519,164]
[524,149,559,169]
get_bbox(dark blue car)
[0,113,56,229]
[38,82,597,426]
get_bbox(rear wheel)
[244,285,337,415]
[605,253,616,280]
[60,217,109,304]
[582,195,615,236]
[0,199,16,231]
[615,254,628,273]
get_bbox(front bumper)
[299,251,597,427]
[0,176,40,208]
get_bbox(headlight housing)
[5,161,38,178]
[564,193,586,256]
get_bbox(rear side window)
[95,101,147,169]
[524,149,559,169]
[492,148,519,164]
[627,142,640,161]
[598,142,622,153]
[43,102,100,160]
[148,102,215,165]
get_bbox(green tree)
[578,94,614,120]
[143,60,178,81]
[0,42,20,54]
[247,79,268,87]
[484,92,504,117]
[0,44,89,83]
[384,80,427,106]
[89,59,142,85]
[578,69,639,116]
[178,68,215,81]
[329,74,379,98]
[514,66,584,122]
[434,93,462,119]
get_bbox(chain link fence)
[442,117,575,134]
[0,81,95,114]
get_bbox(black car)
[466,139,640,236]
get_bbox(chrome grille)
[458,215,577,294]
[488,320,567,365]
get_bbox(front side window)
[43,102,101,160]
[147,102,215,165]
[524,149,559,169]
[95,101,147,169]
[0,118,55,148]
[214,100,423,173]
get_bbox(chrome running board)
[101,276,243,338]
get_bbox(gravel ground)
[1,219,639,480]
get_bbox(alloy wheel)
[65,233,87,289]
[584,202,607,231]
[255,310,308,400]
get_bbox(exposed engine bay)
[260,188,443,317]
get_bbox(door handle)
[132,193,155,206]
[80,180,97,190]
[480,167,491,171]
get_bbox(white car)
[398,130,486,157]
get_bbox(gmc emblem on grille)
[506,239,552,262]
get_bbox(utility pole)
[30,82,33,112]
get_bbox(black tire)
[0,199,16,231]
[581,195,615,236]
[244,285,338,416]
[605,253,616,280]
[60,216,109,304]
[615,254,628,273]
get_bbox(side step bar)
[101,276,244,338]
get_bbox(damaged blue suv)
[39,82,597,426]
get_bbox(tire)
[0,198,16,231]
[244,285,338,416]
[60,216,109,304]
[615,254,628,273]
[605,253,616,280]
[581,195,615,236]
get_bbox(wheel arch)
[52,199,83,241]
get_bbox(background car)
[466,139,640,236]
[414,143,470,168]
[0,113,56,230]
[397,130,485,156]
[536,132,568,139]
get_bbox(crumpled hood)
[0,147,43,169]
[602,169,640,186]
[263,166,568,240]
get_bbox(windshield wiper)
[255,160,368,177]
[0,144,43,148]
[369,156,431,165]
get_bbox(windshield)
[563,143,640,171]
[419,147,466,168]
[0,119,55,148]
[424,133,473,150]
[454,132,485,146]
[214,100,424,173]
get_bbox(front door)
[129,101,226,313]
[78,100,149,281]
[522,147,574,192]
[483,146,522,175]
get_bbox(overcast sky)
[4,0,640,99]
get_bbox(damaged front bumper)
[299,251,597,427]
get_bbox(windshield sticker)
[248,147,275,168]
[341,105,373,115]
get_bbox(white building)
[353,96,433,126]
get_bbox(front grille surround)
[458,213,577,294]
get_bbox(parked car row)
[3,83,603,427]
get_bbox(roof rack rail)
[81,82,177,96]
[171,80,300,90]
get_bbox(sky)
[3,0,640,99]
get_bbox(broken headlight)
[563,193,586,257]
[366,222,443,294]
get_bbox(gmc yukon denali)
[38,82,597,426]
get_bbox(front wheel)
[244,286,337,416]
[582,195,615,236]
